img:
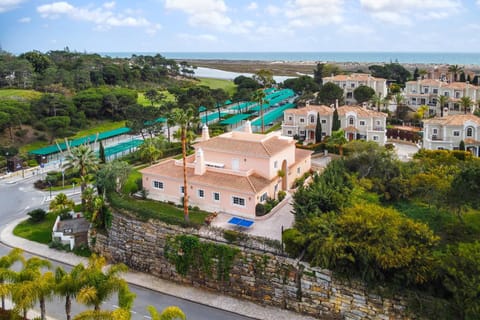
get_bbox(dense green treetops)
[285,141,480,318]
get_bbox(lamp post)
[62,169,65,188]
[72,182,75,192]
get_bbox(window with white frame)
[373,135,379,141]
[467,127,473,137]
[232,196,245,206]
[260,192,267,202]
[310,115,315,123]
[300,130,305,135]
[297,167,301,174]
[359,120,366,126]
[198,189,205,198]
[288,116,292,121]
[453,131,460,137]
[321,119,326,124]
[349,118,354,125]
[299,118,305,123]
[213,192,220,201]
[444,92,449,97]
[287,130,292,135]
[180,186,184,194]
[274,160,278,169]
[153,181,164,189]
[433,128,438,134]
[376,120,381,126]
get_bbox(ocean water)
[101,51,480,65]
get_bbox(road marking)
[143,316,152,319]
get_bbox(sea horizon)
[98,51,480,66]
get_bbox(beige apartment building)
[323,73,388,105]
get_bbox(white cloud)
[247,2,257,10]
[18,16,30,23]
[165,0,231,28]
[285,0,344,27]
[37,1,161,34]
[266,5,280,16]
[178,33,218,42]
[103,1,115,9]
[0,0,26,13]
[360,0,461,24]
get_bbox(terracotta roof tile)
[141,159,272,194]
[195,132,293,158]
[423,114,480,126]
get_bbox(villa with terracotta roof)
[422,113,480,156]
[323,73,388,105]
[404,79,479,115]
[282,104,387,145]
[140,122,312,218]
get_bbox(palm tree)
[418,69,428,80]
[170,107,196,222]
[55,265,85,320]
[138,138,162,165]
[77,254,128,312]
[49,192,75,214]
[448,64,463,82]
[147,305,186,320]
[437,95,450,117]
[166,113,175,144]
[393,93,405,119]
[64,145,100,198]
[0,248,23,310]
[460,96,473,114]
[11,257,51,320]
[252,89,267,133]
[370,94,382,111]
[326,129,347,156]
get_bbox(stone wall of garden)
[92,212,412,319]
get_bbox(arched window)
[310,115,315,123]
[466,127,473,137]
[349,117,354,125]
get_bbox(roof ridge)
[245,175,257,193]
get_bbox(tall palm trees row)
[0,249,185,320]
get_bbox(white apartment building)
[282,104,387,145]
[323,73,388,105]
[422,113,480,156]
[404,79,479,115]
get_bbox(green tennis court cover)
[220,113,250,125]
[30,127,131,156]
[201,112,226,124]
[101,139,144,157]
[252,103,295,127]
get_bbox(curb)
[0,219,316,320]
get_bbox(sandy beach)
[181,59,480,77]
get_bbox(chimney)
[244,120,252,134]
[194,148,206,175]
[443,107,449,117]
[201,124,210,141]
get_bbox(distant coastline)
[100,51,480,66]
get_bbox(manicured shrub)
[223,229,240,243]
[282,228,306,258]
[27,208,47,222]
[278,190,286,202]
[255,203,266,216]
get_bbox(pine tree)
[315,112,322,143]
[99,141,106,164]
[459,140,465,151]
[332,108,341,131]
[413,67,419,80]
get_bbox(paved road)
[0,176,255,320]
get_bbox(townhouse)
[323,73,388,105]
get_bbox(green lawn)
[0,89,42,100]
[13,213,57,244]
[197,78,237,96]
[109,192,208,228]
[137,90,176,107]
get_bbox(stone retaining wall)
[92,212,411,319]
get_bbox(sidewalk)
[0,218,316,320]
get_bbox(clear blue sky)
[1,0,480,54]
